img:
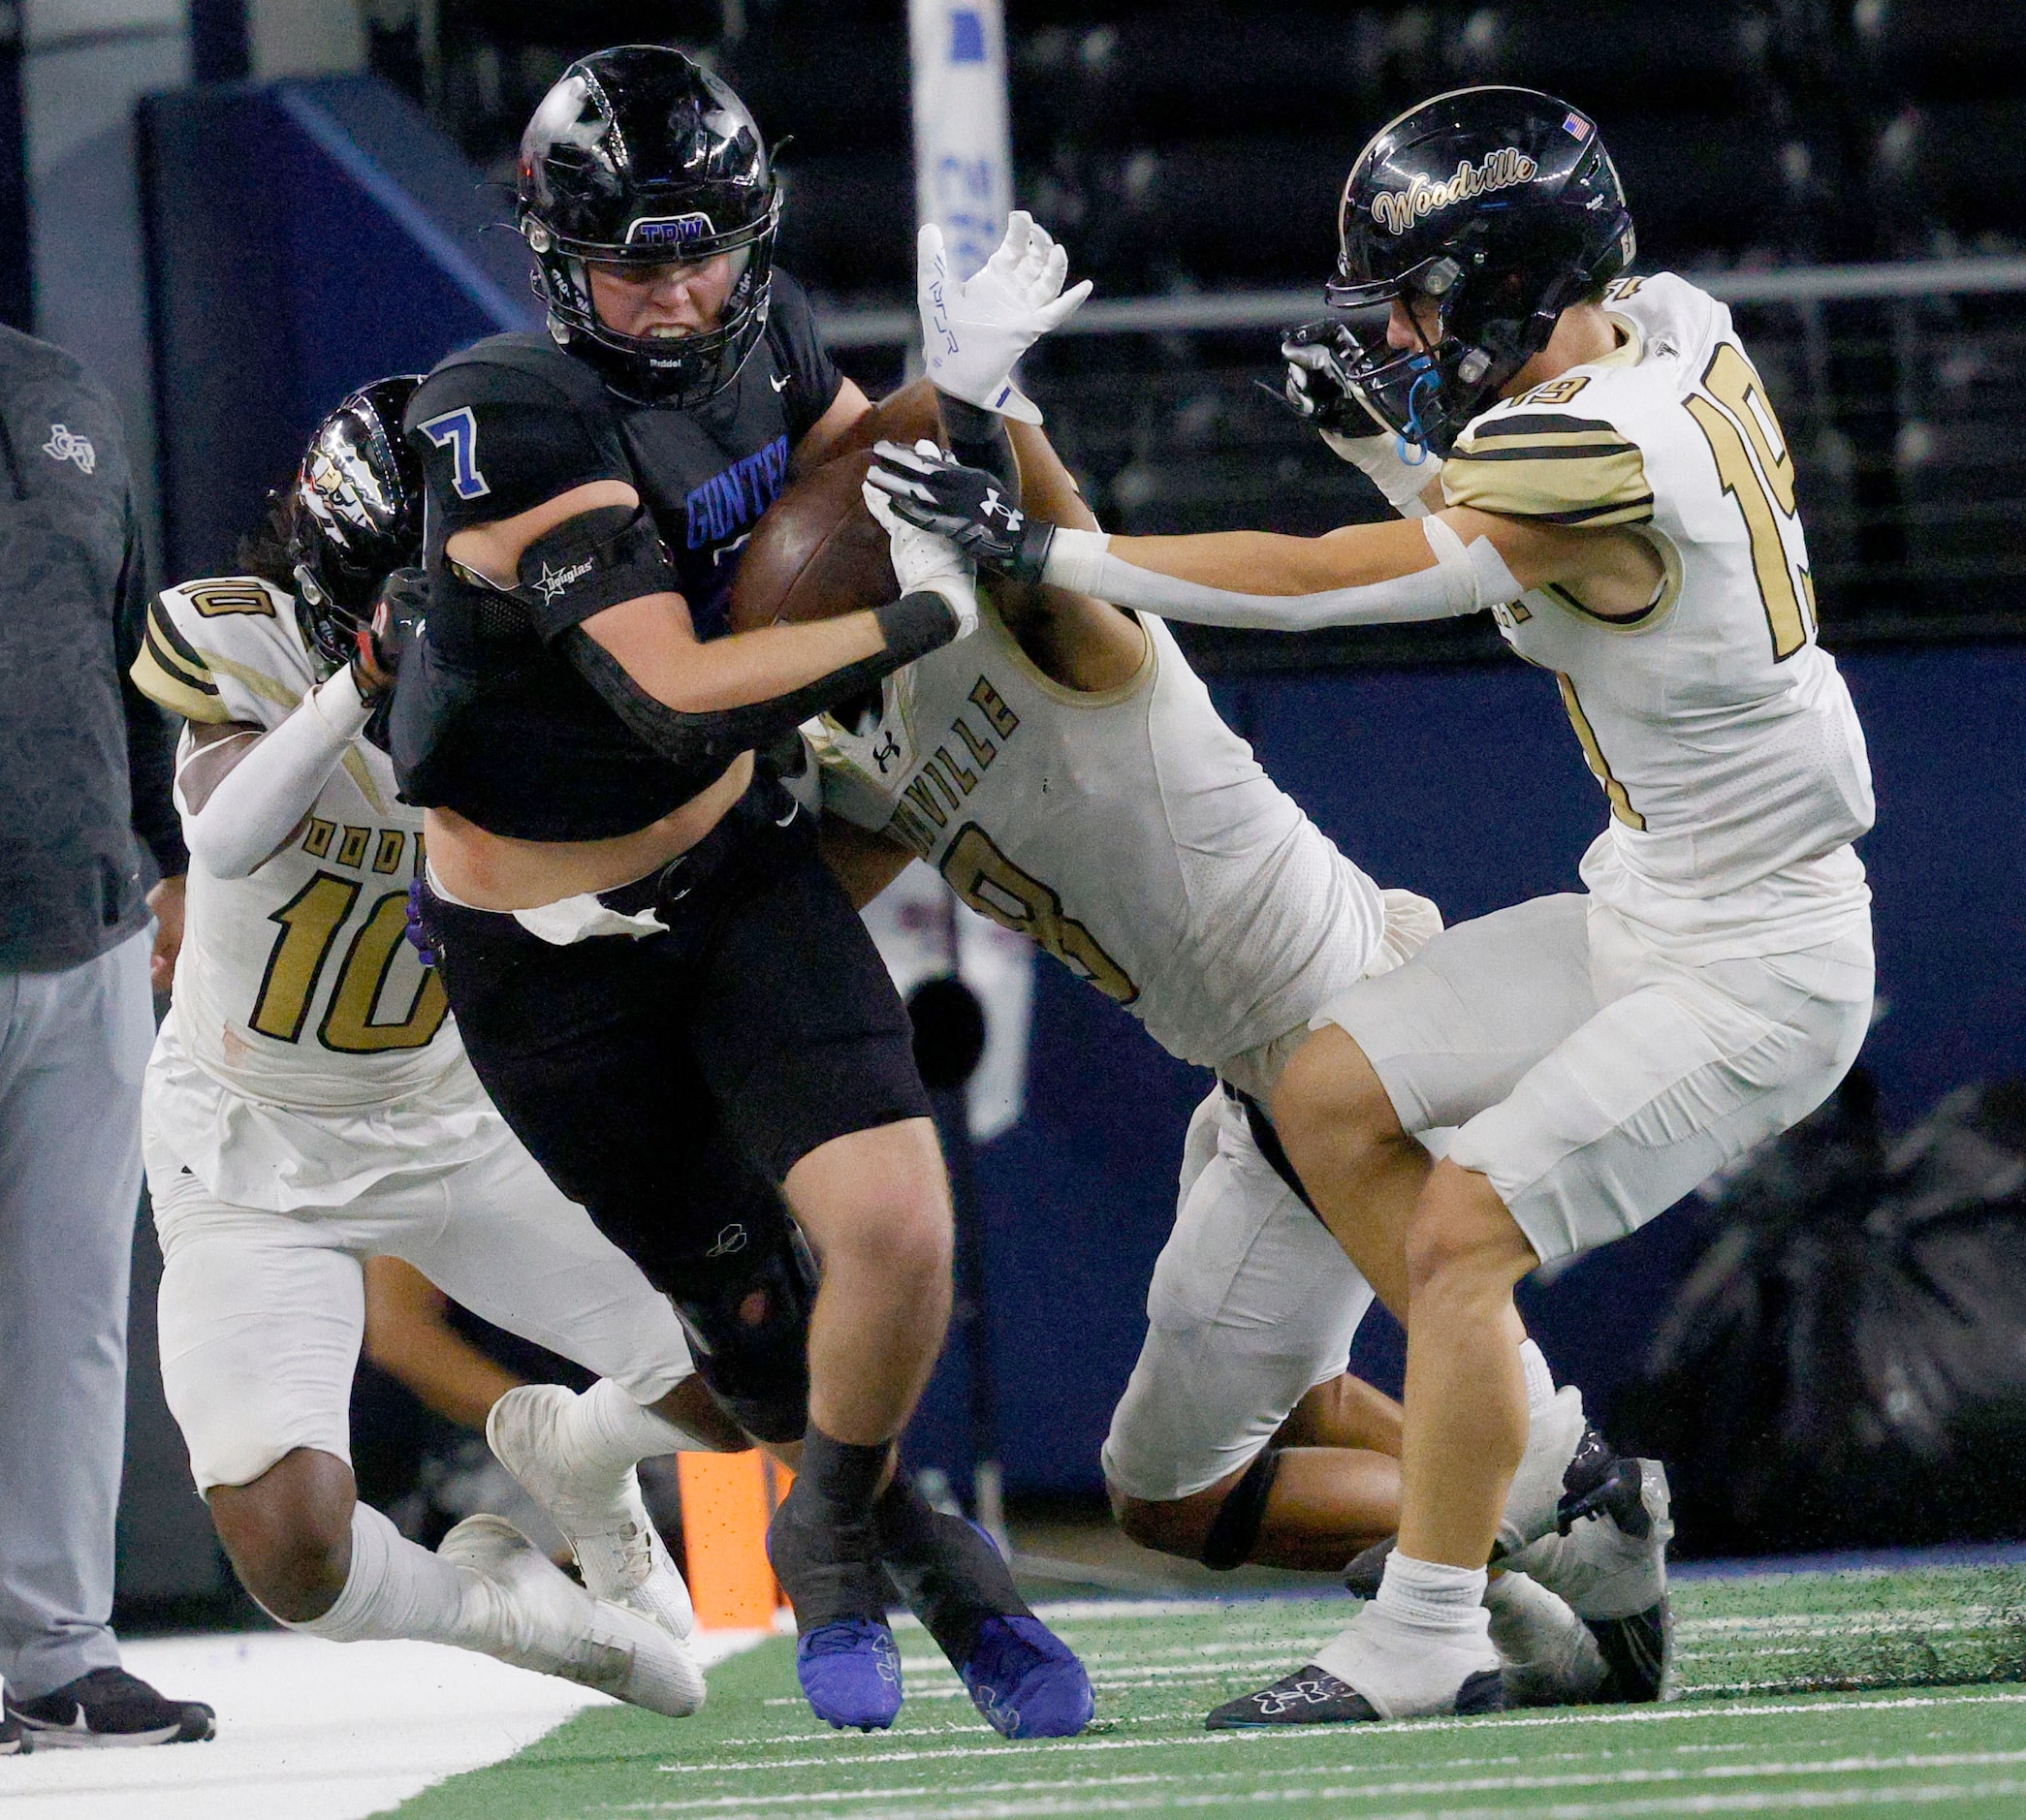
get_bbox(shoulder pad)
[424,333,611,412]
[1442,397,1654,529]
[408,340,625,528]
[139,577,305,724]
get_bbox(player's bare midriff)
[423,750,753,910]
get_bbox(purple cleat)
[796,1619,903,1731]
[958,1613,1096,1740]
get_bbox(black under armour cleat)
[5,1668,215,1747]
[0,1708,29,1754]
[1206,1663,1505,1729]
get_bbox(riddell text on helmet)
[1370,147,1539,235]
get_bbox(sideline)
[0,1625,769,1820]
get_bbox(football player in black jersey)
[391,47,1092,1737]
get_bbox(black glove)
[352,565,427,698]
[865,439,1056,583]
[1280,319,1377,439]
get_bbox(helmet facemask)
[525,199,780,408]
[1326,241,1581,458]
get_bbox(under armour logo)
[705,1224,749,1257]
[979,487,1021,527]
[1252,1676,1341,1715]
[531,556,593,603]
[42,424,95,474]
[872,731,902,774]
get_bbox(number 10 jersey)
[134,576,467,1118]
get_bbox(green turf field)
[388,1565,2026,1819]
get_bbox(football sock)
[282,1502,477,1647]
[770,1428,894,1631]
[798,1428,891,1522]
[1374,1551,1488,1632]
[566,1377,693,1474]
[876,1474,1027,1662]
[1519,1339,1557,1419]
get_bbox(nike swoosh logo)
[770,373,791,392]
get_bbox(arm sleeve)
[1440,410,1654,527]
[177,671,370,879]
[766,271,845,446]
[112,499,188,878]
[1040,518,1519,631]
[406,363,629,537]
[563,589,960,778]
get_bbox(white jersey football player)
[822,410,1608,1707]
[871,88,1874,1726]
[130,383,744,1721]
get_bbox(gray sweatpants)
[0,927,153,1699]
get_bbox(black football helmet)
[519,46,779,406]
[290,375,425,670]
[1325,87,1634,456]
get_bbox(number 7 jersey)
[133,576,463,1113]
[1441,272,1875,959]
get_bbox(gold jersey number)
[249,870,450,1052]
[940,823,1138,1005]
[1685,342,1817,661]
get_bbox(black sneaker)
[5,1668,216,1747]
[1207,1661,1507,1730]
[0,1707,28,1754]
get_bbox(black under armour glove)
[1281,318,1379,439]
[865,439,1056,584]
[352,565,427,699]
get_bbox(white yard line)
[625,1747,2026,1813]
[657,1688,2026,1776]
[723,1777,2026,1819]
[0,1627,769,1820]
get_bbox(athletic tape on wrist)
[309,666,373,740]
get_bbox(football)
[728,382,1100,634]
[727,381,943,633]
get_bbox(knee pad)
[669,1225,819,1444]
[1201,1446,1282,1571]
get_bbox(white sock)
[283,1503,478,1647]
[1519,1338,1556,1419]
[1374,1550,1488,1633]
[567,1377,693,1474]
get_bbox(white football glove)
[864,457,980,640]
[917,211,1092,424]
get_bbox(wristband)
[1038,526,1112,596]
[308,666,374,740]
[873,588,962,658]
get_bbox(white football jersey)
[809,603,1389,1077]
[133,576,466,1114]
[1443,272,1875,958]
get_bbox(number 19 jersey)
[1443,272,1874,960]
[132,576,466,1114]
[808,604,1389,1079]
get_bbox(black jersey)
[391,272,843,839]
